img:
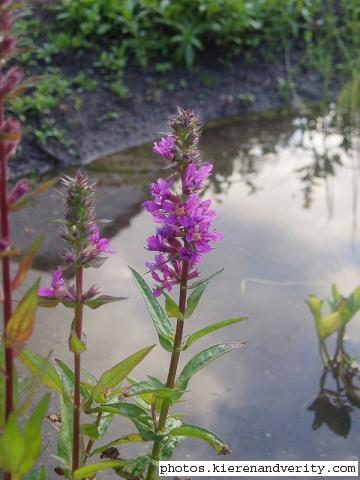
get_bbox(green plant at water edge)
[20,170,155,478]
[306,284,360,436]
[306,284,360,366]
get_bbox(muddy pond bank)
[12,49,330,181]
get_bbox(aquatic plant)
[21,170,155,478]
[306,285,360,437]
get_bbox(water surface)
[22,107,360,478]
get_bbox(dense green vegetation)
[11,0,360,145]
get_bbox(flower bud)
[0,66,23,97]
[1,117,21,157]
[0,34,16,57]
[0,11,13,32]
[8,178,32,205]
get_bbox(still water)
[20,108,360,477]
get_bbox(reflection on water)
[19,107,360,477]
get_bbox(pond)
[16,107,360,478]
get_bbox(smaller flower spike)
[39,170,114,302]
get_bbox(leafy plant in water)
[306,284,360,437]
[22,170,155,478]
[90,109,247,479]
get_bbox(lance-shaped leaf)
[20,349,62,393]
[343,286,360,324]
[0,412,25,473]
[188,268,224,289]
[182,317,247,350]
[54,359,91,402]
[163,291,183,320]
[92,345,155,401]
[6,279,40,356]
[177,342,245,391]
[73,461,126,480]
[167,424,230,455]
[57,393,73,468]
[18,394,51,478]
[81,423,100,440]
[11,236,43,290]
[185,280,209,318]
[130,268,174,351]
[92,433,144,456]
[84,295,127,309]
[88,403,155,440]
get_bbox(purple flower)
[183,163,213,193]
[144,109,221,296]
[153,136,176,160]
[38,268,67,299]
[90,225,113,254]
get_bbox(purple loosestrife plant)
[110,108,247,479]
[0,2,57,479]
[25,170,155,479]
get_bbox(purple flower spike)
[153,136,175,160]
[145,109,221,296]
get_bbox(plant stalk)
[84,411,102,460]
[72,265,83,472]
[146,260,189,480]
[0,103,13,480]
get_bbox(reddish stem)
[72,265,83,472]
[0,102,13,480]
[0,102,14,422]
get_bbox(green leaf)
[89,403,154,440]
[92,434,144,456]
[69,329,86,354]
[306,295,342,340]
[168,424,230,454]
[163,291,183,320]
[130,267,173,351]
[93,345,155,401]
[11,236,43,290]
[177,342,245,390]
[84,295,127,309]
[73,461,125,480]
[182,317,247,350]
[189,268,224,289]
[81,423,100,440]
[54,359,91,402]
[57,394,73,467]
[343,286,360,324]
[26,466,47,480]
[19,394,50,477]
[0,412,25,473]
[20,349,62,393]
[38,297,59,308]
[185,280,208,318]
[6,279,40,355]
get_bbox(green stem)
[84,411,102,461]
[145,261,189,480]
[72,265,83,473]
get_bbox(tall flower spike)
[144,108,222,296]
